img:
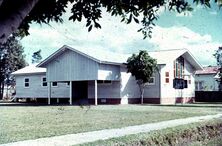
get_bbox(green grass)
[0,103,222,144]
[190,136,222,146]
[80,119,222,146]
[204,137,222,146]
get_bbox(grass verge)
[80,119,222,146]
[0,104,222,144]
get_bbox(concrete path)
[2,113,222,146]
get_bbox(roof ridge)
[147,48,187,53]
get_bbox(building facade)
[12,45,202,104]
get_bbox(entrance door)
[72,81,88,100]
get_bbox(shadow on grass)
[1,101,222,108]
[0,101,92,107]
[142,102,222,108]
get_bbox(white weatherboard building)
[12,45,202,105]
[195,66,219,91]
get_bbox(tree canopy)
[214,46,222,91]
[126,50,157,104]
[32,49,42,64]
[0,35,26,99]
[0,0,221,43]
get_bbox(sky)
[21,2,222,66]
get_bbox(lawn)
[0,103,222,144]
[80,119,222,146]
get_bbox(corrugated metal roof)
[196,66,219,75]
[11,64,46,75]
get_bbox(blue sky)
[21,2,222,66]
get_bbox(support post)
[95,80,98,105]
[57,98,59,104]
[70,81,72,105]
[48,82,51,105]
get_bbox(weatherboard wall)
[46,49,99,81]
[45,49,121,82]
[119,66,160,104]
[195,74,218,91]
[15,73,69,98]
[98,64,121,81]
[88,81,121,100]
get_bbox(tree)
[0,0,220,43]
[126,50,157,104]
[0,35,26,99]
[214,46,222,91]
[32,49,42,64]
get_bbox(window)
[188,75,191,84]
[42,77,47,87]
[146,77,155,85]
[165,72,169,83]
[67,82,70,87]
[174,56,184,79]
[97,80,112,84]
[52,82,58,87]
[165,78,169,83]
[195,81,204,91]
[24,78,29,87]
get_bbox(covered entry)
[47,80,98,105]
[71,81,88,104]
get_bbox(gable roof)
[196,66,219,75]
[37,45,202,70]
[149,49,202,70]
[37,45,128,67]
[11,64,46,75]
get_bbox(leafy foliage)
[0,0,203,39]
[32,49,42,64]
[213,46,222,91]
[0,35,26,99]
[126,50,157,103]
[126,50,157,83]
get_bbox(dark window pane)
[42,77,46,82]
[148,77,154,83]
[52,82,57,86]
[165,72,169,77]
[25,83,29,87]
[42,82,47,86]
[97,80,103,84]
[104,80,111,84]
[25,78,29,82]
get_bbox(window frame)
[174,57,184,79]
[165,72,170,83]
[52,82,58,87]
[24,77,30,88]
[66,82,70,87]
[146,77,155,85]
[42,77,47,87]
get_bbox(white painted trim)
[48,82,51,105]
[95,80,98,105]
[51,82,58,87]
[41,76,47,87]
[70,81,72,105]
